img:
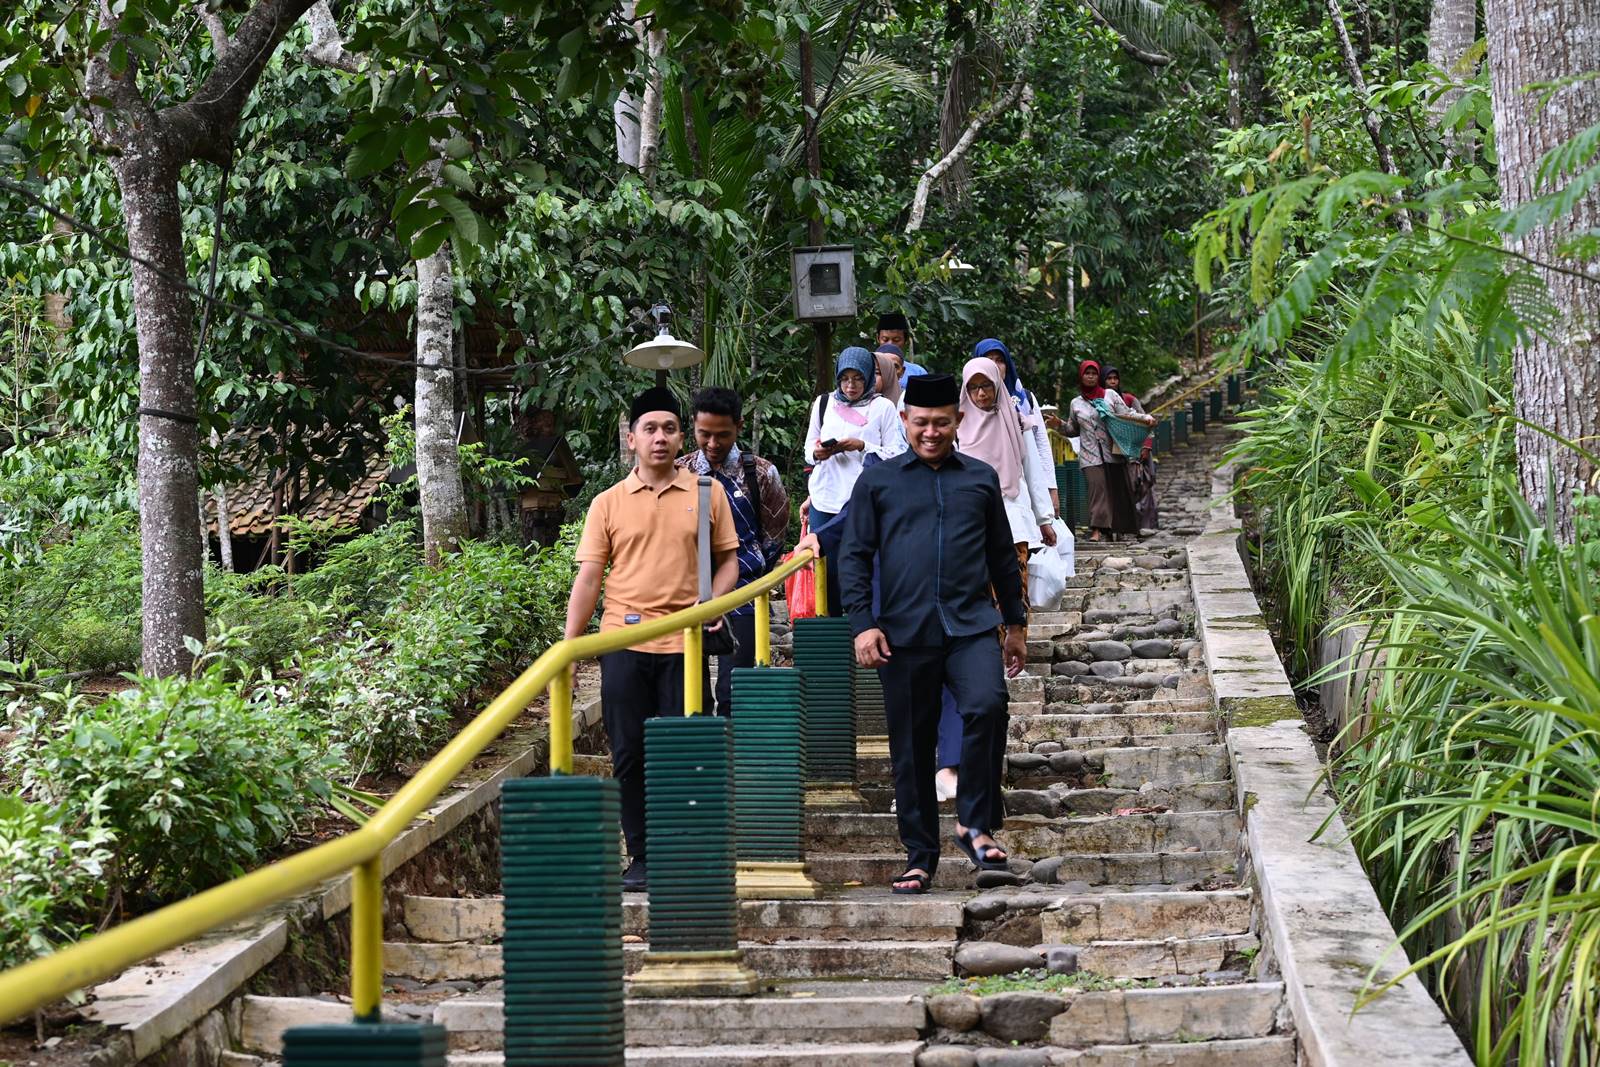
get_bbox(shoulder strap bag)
[698,475,739,657]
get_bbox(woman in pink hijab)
[936,356,1059,801]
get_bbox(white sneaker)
[935,768,959,802]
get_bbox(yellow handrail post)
[755,591,771,667]
[683,624,704,715]
[814,557,829,616]
[350,855,384,1021]
[549,672,573,775]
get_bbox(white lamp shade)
[623,331,705,370]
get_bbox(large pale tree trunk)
[1427,0,1476,130]
[119,156,207,675]
[414,243,469,565]
[1201,0,1263,129]
[1485,0,1600,537]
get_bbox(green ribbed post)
[731,667,807,863]
[283,1023,446,1067]
[1155,418,1172,453]
[1209,389,1223,420]
[852,662,886,741]
[1190,398,1207,434]
[1174,408,1188,445]
[792,617,858,804]
[1054,463,1075,528]
[1227,374,1241,406]
[500,776,623,1065]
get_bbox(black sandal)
[891,869,931,895]
[956,828,1009,872]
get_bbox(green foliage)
[294,526,578,776]
[0,511,141,670]
[929,968,1156,996]
[4,644,341,906]
[0,793,113,973]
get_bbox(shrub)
[0,512,141,670]
[0,793,113,973]
[297,527,577,776]
[53,610,141,674]
[5,651,341,907]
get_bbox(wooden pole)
[800,32,833,395]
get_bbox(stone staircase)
[230,412,1296,1066]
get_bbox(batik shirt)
[677,446,789,617]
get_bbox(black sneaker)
[623,857,648,892]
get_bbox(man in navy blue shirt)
[838,373,1027,894]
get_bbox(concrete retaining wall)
[1189,458,1471,1067]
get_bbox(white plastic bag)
[1028,542,1068,611]
[1055,524,1076,578]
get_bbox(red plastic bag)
[783,517,818,621]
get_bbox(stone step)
[1040,889,1254,941]
[1008,745,1230,789]
[449,1044,924,1067]
[381,939,953,983]
[1072,932,1259,978]
[433,993,926,1050]
[1010,711,1215,742]
[805,810,1233,855]
[1044,1035,1294,1065]
[1007,732,1217,753]
[403,893,963,944]
[808,849,1234,889]
[860,780,1236,818]
[1049,981,1283,1046]
[239,996,352,1056]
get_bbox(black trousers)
[878,632,1009,875]
[710,612,758,717]
[600,649,706,861]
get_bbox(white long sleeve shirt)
[1012,429,1057,547]
[804,394,906,514]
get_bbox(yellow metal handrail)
[0,548,819,1025]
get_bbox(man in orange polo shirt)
[565,386,739,891]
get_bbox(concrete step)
[806,810,1233,855]
[381,938,953,982]
[450,1045,924,1067]
[1073,932,1259,978]
[1044,1035,1295,1065]
[239,996,351,1056]
[433,993,926,1050]
[1006,732,1217,753]
[402,892,963,944]
[1049,981,1283,1045]
[859,780,1236,817]
[1008,745,1230,789]
[1010,711,1215,741]
[809,849,1234,889]
[1040,889,1254,941]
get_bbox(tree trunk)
[613,1,642,167]
[1484,0,1600,537]
[799,32,833,396]
[414,244,469,565]
[638,29,667,184]
[118,155,207,676]
[1427,0,1477,142]
[1202,0,1263,129]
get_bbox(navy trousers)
[879,632,1009,875]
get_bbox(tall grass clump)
[1232,309,1600,1062]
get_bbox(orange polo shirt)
[575,466,739,654]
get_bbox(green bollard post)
[1227,375,1241,406]
[1174,408,1188,445]
[792,616,861,810]
[283,1023,447,1067]
[1156,418,1172,453]
[1190,398,1207,434]
[1209,389,1223,420]
[630,715,757,996]
[731,666,819,898]
[500,776,624,1065]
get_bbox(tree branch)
[194,3,230,59]
[1324,0,1412,232]
[906,2,1039,232]
[1083,0,1173,67]
[304,0,361,72]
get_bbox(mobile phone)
[821,438,839,449]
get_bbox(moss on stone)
[1222,695,1301,727]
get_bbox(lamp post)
[623,304,705,387]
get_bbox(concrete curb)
[1185,450,1470,1066]
[1229,722,1471,1067]
[81,693,603,1065]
